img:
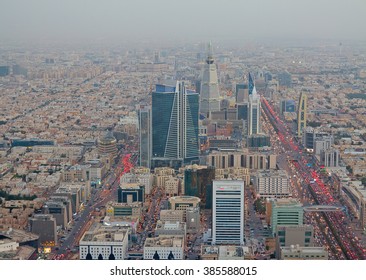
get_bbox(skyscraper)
[212,180,245,245]
[248,72,255,96]
[200,42,220,117]
[152,81,199,168]
[297,90,308,138]
[138,106,152,168]
[248,86,261,135]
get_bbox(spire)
[252,86,258,98]
[206,42,214,64]
[248,72,255,95]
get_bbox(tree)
[361,177,366,187]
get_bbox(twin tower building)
[139,43,261,169]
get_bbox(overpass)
[303,205,346,212]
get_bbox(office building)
[184,165,215,209]
[247,134,271,148]
[302,127,330,151]
[155,221,186,237]
[79,224,129,260]
[275,225,314,259]
[29,214,57,246]
[253,170,290,198]
[280,99,295,114]
[248,86,261,135]
[212,180,245,245]
[186,207,200,233]
[279,245,328,260]
[117,184,145,204]
[314,136,334,156]
[120,168,153,194]
[43,202,68,229]
[160,210,184,223]
[164,177,180,196]
[200,42,220,117]
[143,236,184,260]
[207,149,276,170]
[321,149,340,167]
[297,91,307,138]
[97,131,118,160]
[270,199,303,235]
[237,103,249,121]
[168,196,201,211]
[152,80,199,168]
[106,202,142,217]
[138,106,152,168]
[236,83,248,103]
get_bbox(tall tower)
[248,86,261,135]
[200,42,220,118]
[212,180,245,245]
[297,90,308,138]
[248,72,255,96]
[138,105,152,168]
[152,81,199,167]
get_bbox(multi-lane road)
[261,95,366,260]
[52,152,135,259]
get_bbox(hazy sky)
[1,0,365,46]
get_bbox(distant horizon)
[1,0,365,50]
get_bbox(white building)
[143,236,184,260]
[120,172,153,194]
[0,240,19,252]
[79,224,129,260]
[253,170,290,198]
[212,180,245,245]
[248,86,261,135]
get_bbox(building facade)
[152,81,199,168]
[212,180,245,245]
[200,42,220,117]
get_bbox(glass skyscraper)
[248,86,261,135]
[152,81,199,167]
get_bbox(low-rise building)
[143,235,184,260]
[79,223,129,260]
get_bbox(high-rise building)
[200,42,220,117]
[212,180,245,245]
[29,214,57,246]
[184,165,215,209]
[152,81,199,168]
[248,72,255,96]
[297,91,307,138]
[248,86,261,135]
[235,83,248,103]
[138,106,152,168]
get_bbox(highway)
[261,95,366,260]
[53,152,135,259]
